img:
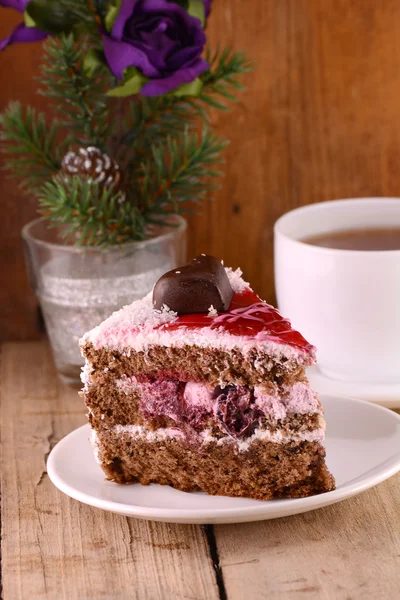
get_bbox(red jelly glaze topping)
[158,288,315,355]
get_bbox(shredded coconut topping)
[82,294,178,348]
[225,267,250,293]
[208,305,218,318]
[81,267,248,348]
[80,266,311,364]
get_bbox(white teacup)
[274,198,400,384]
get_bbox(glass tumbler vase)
[22,216,187,384]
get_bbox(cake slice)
[80,255,335,500]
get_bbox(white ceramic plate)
[47,395,400,524]
[308,366,400,408]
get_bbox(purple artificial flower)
[0,0,48,51]
[203,0,212,18]
[103,0,209,96]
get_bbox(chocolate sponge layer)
[82,342,306,388]
[93,429,335,500]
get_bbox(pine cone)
[59,146,122,190]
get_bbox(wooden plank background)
[3,0,400,340]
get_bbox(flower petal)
[127,35,178,71]
[202,0,212,18]
[0,0,29,11]
[140,56,208,96]
[167,44,205,69]
[102,34,160,78]
[0,21,47,52]
[134,1,206,50]
[112,0,141,39]
[143,0,201,27]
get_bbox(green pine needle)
[38,177,146,247]
[116,48,252,156]
[115,95,198,169]
[199,47,254,112]
[139,128,228,217]
[0,101,61,190]
[39,35,114,150]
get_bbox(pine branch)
[139,128,228,221]
[116,47,252,160]
[51,1,92,24]
[197,47,253,113]
[38,177,146,247]
[92,0,110,28]
[63,0,100,21]
[126,97,195,147]
[115,96,197,167]
[39,35,114,150]
[0,101,62,191]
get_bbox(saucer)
[47,395,400,524]
[308,367,400,409]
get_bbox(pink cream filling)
[116,377,321,439]
[183,381,320,419]
[184,382,215,412]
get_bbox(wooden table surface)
[1,341,399,600]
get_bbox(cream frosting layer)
[80,267,313,366]
[254,382,321,419]
[90,429,101,465]
[115,377,322,423]
[109,420,326,453]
